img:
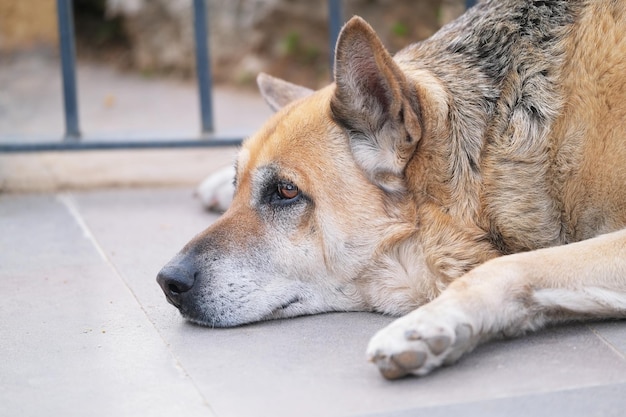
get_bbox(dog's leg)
[367,228,626,379]
[195,165,236,212]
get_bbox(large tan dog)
[158,0,626,379]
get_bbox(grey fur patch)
[393,0,582,250]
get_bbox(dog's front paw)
[366,307,476,379]
[195,165,236,212]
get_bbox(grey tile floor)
[1,188,625,417]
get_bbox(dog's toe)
[391,350,427,370]
[373,354,410,380]
[366,308,476,379]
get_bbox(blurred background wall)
[1,0,465,88]
[0,0,58,51]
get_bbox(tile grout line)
[57,193,110,263]
[56,191,219,417]
[586,324,626,361]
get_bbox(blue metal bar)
[0,137,243,153]
[56,0,81,140]
[466,0,477,9]
[193,0,214,134]
[328,0,343,76]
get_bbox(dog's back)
[391,0,626,253]
[552,1,626,241]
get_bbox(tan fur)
[555,2,626,241]
[158,1,626,380]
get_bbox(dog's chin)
[177,304,255,328]
[177,297,307,328]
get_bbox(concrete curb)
[0,147,237,192]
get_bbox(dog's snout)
[156,260,197,308]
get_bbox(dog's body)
[158,0,626,379]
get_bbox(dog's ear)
[331,16,422,193]
[257,73,315,112]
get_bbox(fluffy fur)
[159,0,626,379]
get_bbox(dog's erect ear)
[331,16,422,193]
[257,73,315,112]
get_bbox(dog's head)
[157,17,448,326]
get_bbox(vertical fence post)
[193,0,214,135]
[56,0,81,140]
[328,0,343,77]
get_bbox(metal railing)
[0,0,475,153]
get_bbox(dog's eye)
[277,183,299,200]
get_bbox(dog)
[158,0,626,380]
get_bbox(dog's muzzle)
[156,256,197,309]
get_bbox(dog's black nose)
[156,260,196,308]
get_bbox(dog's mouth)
[271,296,301,315]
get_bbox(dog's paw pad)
[369,349,427,380]
[367,311,476,379]
[392,350,427,370]
[404,328,451,354]
[424,334,451,355]
[374,355,409,380]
